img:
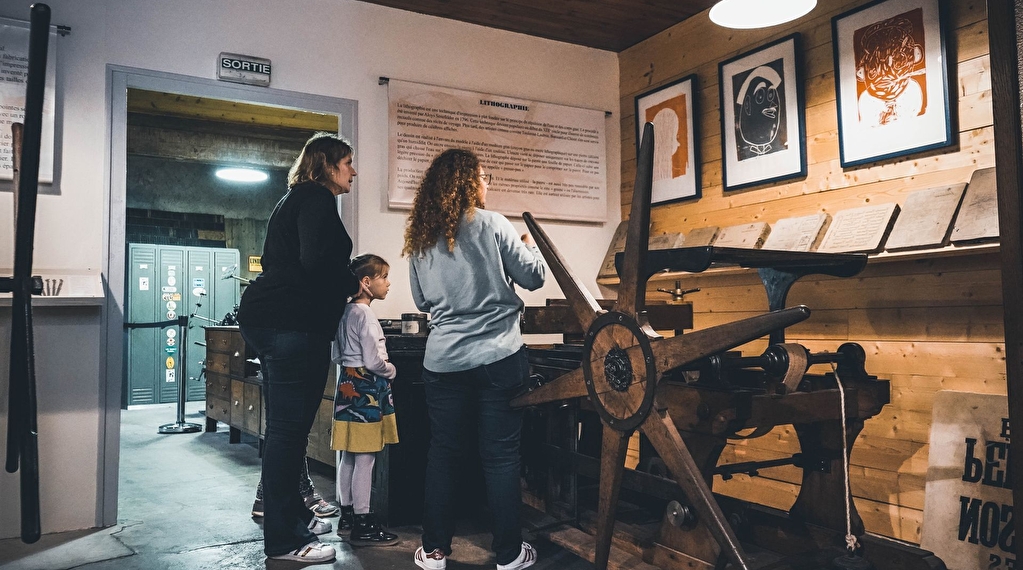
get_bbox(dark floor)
[0,404,594,570]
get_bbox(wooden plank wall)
[618,0,998,544]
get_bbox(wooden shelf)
[596,242,1000,287]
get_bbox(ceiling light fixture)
[215,167,269,183]
[709,0,817,29]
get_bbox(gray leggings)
[336,451,377,514]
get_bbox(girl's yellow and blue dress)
[331,302,398,453]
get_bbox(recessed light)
[710,0,816,29]
[215,167,268,183]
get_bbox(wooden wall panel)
[618,0,1000,544]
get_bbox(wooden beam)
[986,0,1023,527]
[127,89,339,132]
[127,124,301,168]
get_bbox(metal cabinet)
[125,244,240,406]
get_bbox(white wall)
[0,0,620,536]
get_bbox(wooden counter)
[202,325,335,464]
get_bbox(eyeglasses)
[480,172,493,185]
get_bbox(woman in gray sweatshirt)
[404,148,546,570]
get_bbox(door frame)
[101,65,358,526]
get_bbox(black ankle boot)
[338,505,356,532]
[349,512,399,546]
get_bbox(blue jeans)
[240,326,329,557]
[421,347,529,566]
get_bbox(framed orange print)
[634,74,700,205]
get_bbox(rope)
[830,361,859,554]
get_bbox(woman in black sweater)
[237,133,360,563]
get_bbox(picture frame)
[718,34,806,192]
[634,74,701,204]
[832,0,953,168]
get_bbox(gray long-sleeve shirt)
[409,209,547,373]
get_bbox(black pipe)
[3,3,52,545]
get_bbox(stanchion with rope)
[122,316,202,434]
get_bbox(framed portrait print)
[718,34,806,192]
[832,0,953,167]
[635,74,700,205]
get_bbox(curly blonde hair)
[402,149,485,257]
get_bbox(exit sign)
[217,52,271,86]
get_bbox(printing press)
[511,123,945,570]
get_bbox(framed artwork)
[832,0,953,167]
[634,74,700,204]
[718,34,806,192]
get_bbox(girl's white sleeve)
[357,309,396,380]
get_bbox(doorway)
[103,66,357,527]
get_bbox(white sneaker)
[308,518,332,535]
[268,541,336,563]
[414,546,447,570]
[497,542,537,570]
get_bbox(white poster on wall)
[0,17,57,183]
[387,79,606,223]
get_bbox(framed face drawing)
[634,74,700,205]
[718,34,807,192]
[832,0,953,167]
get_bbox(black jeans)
[421,347,528,565]
[240,326,329,557]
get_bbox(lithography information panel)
[387,79,607,222]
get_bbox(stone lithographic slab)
[683,226,719,247]
[714,222,771,249]
[885,183,966,251]
[597,220,630,279]
[648,232,685,251]
[951,167,999,244]
[598,225,685,280]
[920,391,1012,570]
[817,203,900,254]
[762,213,831,252]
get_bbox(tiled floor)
[0,404,593,570]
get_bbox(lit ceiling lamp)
[709,0,817,29]
[215,167,268,183]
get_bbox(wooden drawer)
[206,396,230,423]
[243,382,261,435]
[206,327,245,355]
[230,379,245,430]
[205,347,245,378]
[206,371,231,400]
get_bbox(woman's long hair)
[402,148,484,257]
[288,132,353,188]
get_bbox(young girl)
[331,254,400,546]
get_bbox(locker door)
[184,247,213,401]
[212,248,241,321]
[157,246,186,404]
[126,244,159,406]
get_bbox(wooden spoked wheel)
[582,311,657,433]
[512,123,810,570]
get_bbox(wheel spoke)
[524,212,603,331]
[594,424,631,570]
[614,122,654,320]
[640,407,750,570]
[650,306,810,372]
[510,367,587,407]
